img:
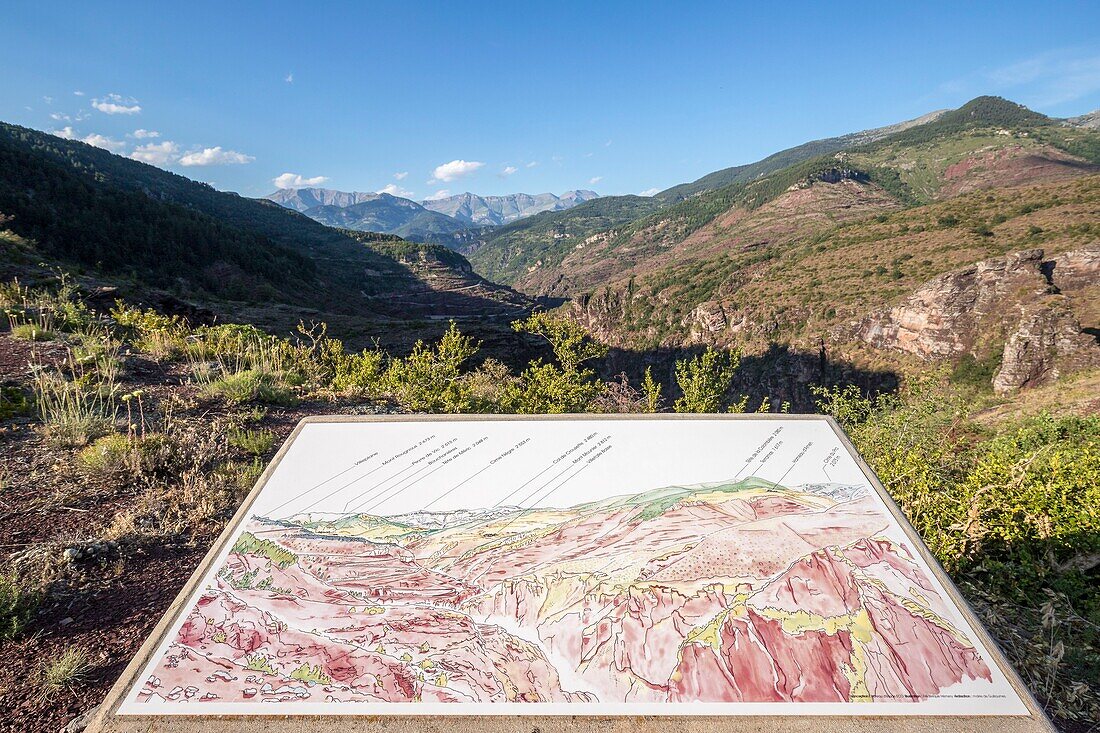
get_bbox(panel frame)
[86,414,1055,733]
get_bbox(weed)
[10,323,55,341]
[77,433,168,474]
[31,356,118,448]
[673,347,742,413]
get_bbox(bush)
[503,313,609,413]
[502,361,606,414]
[815,380,1100,721]
[9,323,55,341]
[383,322,479,412]
[77,433,167,474]
[0,385,31,420]
[110,302,191,360]
[32,362,117,448]
[0,574,40,640]
[39,647,92,700]
[199,368,299,405]
[673,347,742,413]
[227,428,276,456]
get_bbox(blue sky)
[3,1,1100,200]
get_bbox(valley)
[1,93,1099,732]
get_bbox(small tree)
[383,322,479,412]
[673,347,740,413]
[505,313,608,413]
[642,367,662,413]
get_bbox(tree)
[673,347,740,413]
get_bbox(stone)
[62,704,100,733]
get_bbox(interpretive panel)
[107,416,1036,721]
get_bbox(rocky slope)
[852,247,1100,394]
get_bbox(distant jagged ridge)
[265,187,601,248]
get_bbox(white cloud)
[131,128,160,139]
[75,110,90,121]
[178,146,254,166]
[50,112,70,122]
[52,126,127,153]
[377,183,415,198]
[639,188,660,196]
[499,165,518,177]
[393,171,408,180]
[431,159,484,182]
[82,133,128,153]
[425,189,451,201]
[588,176,603,185]
[273,172,329,189]
[130,141,180,165]
[43,96,54,104]
[604,139,613,147]
[525,161,538,168]
[73,91,85,96]
[285,73,294,83]
[936,49,1100,110]
[92,93,141,115]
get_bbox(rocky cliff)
[852,247,1100,393]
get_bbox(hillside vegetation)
[0,122,526,322]
[465,194,666,285]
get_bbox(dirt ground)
[0,333,387,733]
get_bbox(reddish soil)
[0,331,391,733]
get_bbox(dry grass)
[38,646,92,701]
[31,357,118,448]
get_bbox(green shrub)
[512,311,608,371]
[228,428,276,456]
[32,364,117,448]
[0,385,31,420]
[673,347,742,413]
[324,344,384,394]
[383,322,479,412]
[950,353,1002,392]
[77,433,167,474]
[10,323,55,341]
[815,380,1100,721]
[110,301,190,360]
[502,361,606,414]
[200,368,299,405]
[0,574,39,640]
[642,367,663,412]
[501,312,609,413]
[39,647,92,700]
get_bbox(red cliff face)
[667,543,992,704]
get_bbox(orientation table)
[88,415,1054,733]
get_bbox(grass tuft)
[39,647,92,700]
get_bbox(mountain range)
[0,121,531,339]
[2,95,1097,399]
[264,187,600,247]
